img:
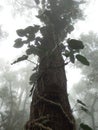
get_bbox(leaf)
[29,72,38,84]
[16,29,26,37]
[59,43,65,51]
[67,39,84,49]
[70,52,75,63]
[63,50,70,57]
[77,99,87,107]
[67,25,74,33]
[36,13,45,22]
[40,26,47,36]
[11,55,28,65]
[27,34,35,42]
[14,38,24,48]
[16,25,40,39]
[23,25,40,42]
[26,46,39,55]
[24,26,34,34]
[24,25,40,34]
[34,25,40,32]
[80,123,93,130]
[34,37,42,46]
[81,106,89,113]
[76,54,90,66]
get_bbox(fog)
[0,0,98,130]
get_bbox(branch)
[33,115,49,123]
[34,122,52,130]
[25,115,50,130]
[38,95,74,124]
[27,59,38,65]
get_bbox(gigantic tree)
[12,0,89,130]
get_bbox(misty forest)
[0,0,98,130]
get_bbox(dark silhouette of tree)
[12,0,89,130]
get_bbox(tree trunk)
[26,45,76,130]
[90,96,97,130]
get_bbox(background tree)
[0,60,31,130]
[70,32,98,130]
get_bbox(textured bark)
[25,48,76,130]
[24,21,76,129]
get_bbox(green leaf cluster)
[12,0,88,66]
[13,25,40,49]
[76,100,93,130]
[77,99,90,114]
[80,123,93,130]
[77,99,86,107]
[12,0,88,87]
[62,39,90,66]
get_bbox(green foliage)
[63,50,70,57]
[67,39,84,49]
[16,25,40,48]
[77,99,90,114]
[70,51,75,63]
[11,55,28,65]
[16,25,40,37]
[62,38,89,65]
[77,99,87,107]
[14,38,24,48]
[77,99,90,115]
[26,45,39,55]
[13,0,88,66]
[80,106,89,113]
[16,29,26,37]
[29,72,38,85]
[80,123,93,130]
[76,54,90,66]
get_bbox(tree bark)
[23,18,76,129]
[26,46,76,130]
